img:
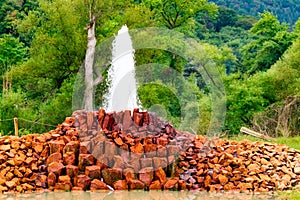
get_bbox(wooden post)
[14,118,18,136]
[240,127,274,141]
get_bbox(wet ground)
[0,190,275,200]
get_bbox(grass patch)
[275,189,300,200]
[227,134,300,150]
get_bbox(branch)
[93,76,103,86]
[161,11,174,29]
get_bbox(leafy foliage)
[241,12,298,74]
[209,0,300,26]
[0,0,299,136]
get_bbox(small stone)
[113,155,125,169]
[25,157,34,165]
[48,172,57,187]
[48,162,65,176]
[0,185,8,192]
[72,186,83,191]
[129,179,145,190]
[78,154,94,171]
[7,159,15,166]
[164,178,178,190]
[63,141,79,154]
[0,145,10,151]
[294,166,300,174]
[178,180,187,190]
[154,167,167,184]
[5,180,16,189]
[138,167,154,186]
[140,158,153,168]
[63,152,76,165]
[22,183,34,190]
[85,165,101,179]
[149,180,161,190]
[46,152,62,165]
[153,157,168,169]
[218,174,228,186]
[13,156,24,166]
[130,142,144,154]
[102,168,123,186]
[55,182,71,191]
[49,140,65,154]
[55,175,72,191]
[113,180,128,190]
[75,175,91,190]
[14,168,23,178]
[11,141,20,150]
[123,168,135,182]
[90,179,109,190]
[66,165,79,177]
[114,137,124,146]
[248,163,259,171]
[35,175,47,188]
[33,142,43,153]
[204,175,211,188]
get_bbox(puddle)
[0,190,275,200]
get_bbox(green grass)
[275,189,300,200]
[227,134,300,150]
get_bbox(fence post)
[14,118,18,136]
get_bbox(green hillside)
[209,0,300,25]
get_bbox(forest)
[0,0,299,137]
[210,0,300,26]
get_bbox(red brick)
[49,140,65,154]
[102,168,123,186]
[113,180,128,190]
[66,165,78,177]
[63,152,76,165]
[90,179,109,190]
[47,172,56,187]
[85,166,101,179]
[46,152,62,165]
[48,162,65,176]
[78,154,94,171]
[129,179,145,190]
[154,168,167,184]
[123,168,135,182]
[74,175,91,190]
[138,167,154,186]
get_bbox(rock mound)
[0,108,299,193]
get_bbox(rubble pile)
[0,108,299,193]
[177,136,300,192]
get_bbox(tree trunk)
[84,17,96,111]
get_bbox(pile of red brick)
[0,108,299,193]
[0,108,193,192]
[176,136,300,192]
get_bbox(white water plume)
[103,25,140,112]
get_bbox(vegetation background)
[0,0,299,137]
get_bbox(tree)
[79,0,133,111]
[0,34,27,72]
[213,6,238,32]
[12,0,86,99]
[0,34,27,92]
[143,0,217,31]
[241,12,297,74]
[0,0,19,35]
[83,1,102,111]
[250,35,300,136]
